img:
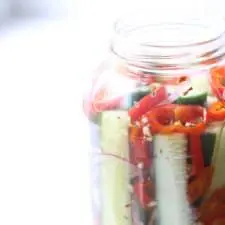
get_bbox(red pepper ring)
[208,101,225,121]
[144,104,207,134]
[210,66,225,101]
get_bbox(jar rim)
[114,22,225,48]
[111,8,225,73]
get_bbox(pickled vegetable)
[100,111,131,225]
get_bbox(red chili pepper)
[188,135,204,177]
[210,66,225,101]
[128,84,168,121]
[130,125,154,209]
[145,104,206,134]
[83,88,122,120]
[86,69,155,116]
[129,125,152,169]
[188,166,213,205]
[210,188,225,202]
[208,101,225,121]
[130,138,152,169]
[200,188,225,225]
[92,87,123,112]
[133,180,155,209]
[211,217,225,225]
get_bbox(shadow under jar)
[83,9,225,225]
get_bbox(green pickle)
[100,111,131,225]
[175,91,207,106]
[122,85,154,109]
[201,132,216,167]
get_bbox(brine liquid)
[88,119,225,225]
[86,69,225,225]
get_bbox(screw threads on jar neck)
[110,11,225,74]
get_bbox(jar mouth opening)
[111,10,225,73]
[113,8,225,48]
[114,22,225,49]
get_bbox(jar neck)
[110,15,225,75]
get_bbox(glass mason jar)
[83,8,225,225]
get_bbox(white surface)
[0,18,92,225]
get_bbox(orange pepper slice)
[145,104,206,134]
[208,101,225,121]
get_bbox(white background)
[0,0,224,225]
[0,1,91,225]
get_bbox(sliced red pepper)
[145,104,206,134]
[200,188,225,225]
[83,88,122,120]
[129,125,152,169]
[92,87,123,112]
[188,166,213,205]
[128,84,168,121]
[210,188,225,202]
[130,138,151,169]
[210,66,225,101]
[188,135,204,177]
[86,68,155,116]
[133,180,155,209]
[208,101,225,121]
[211,217,225,225]
[201,204,225,225]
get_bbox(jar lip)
[111,11,225,73]
[113,23,225,50]
[113,7,225,48]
